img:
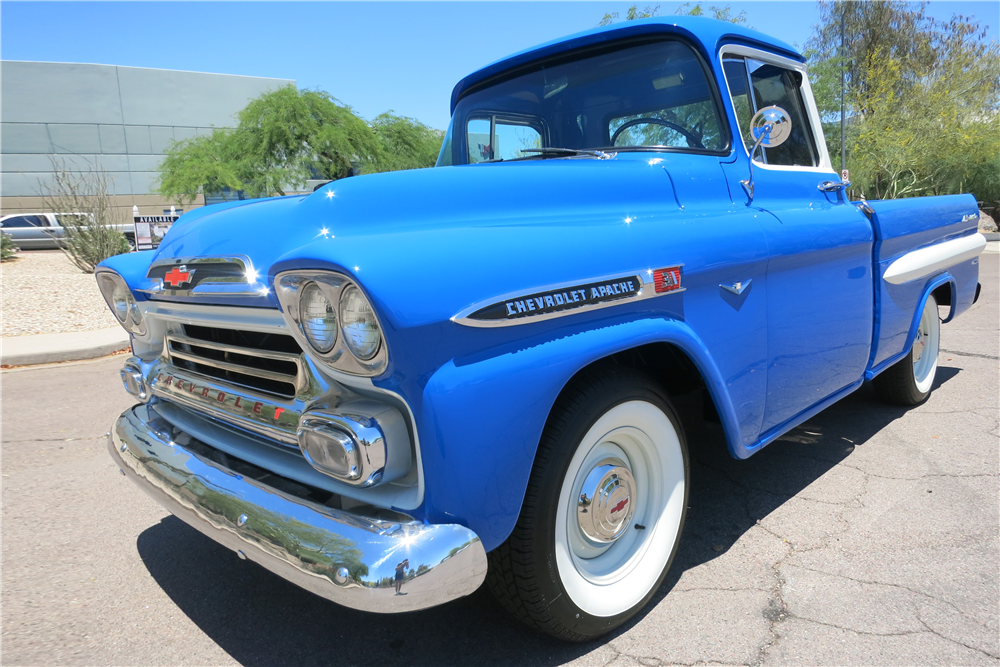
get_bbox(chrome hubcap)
[577,458,636,545]
[913,327,925,362]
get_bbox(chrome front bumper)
[109,402,487,613]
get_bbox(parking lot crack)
[601,644,624,666]
[752,551,790,666]
[786,615,932,638]
[939,348,1000,360]
[783,563,998,638]
[915,613,1000,659]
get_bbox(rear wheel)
[874,294,940,405]
[487,368,688,641]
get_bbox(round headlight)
[96,272,146,335]
[127,298,143,327]
[299,283,338,353]
[340,285,381,361]
[97,274,130,322]
[112,283,131,322]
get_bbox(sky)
[2,1,998,131]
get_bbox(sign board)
[133,215,179,251]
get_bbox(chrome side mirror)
[740,105,792,202]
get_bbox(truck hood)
[130,155,714,329]
[156,157,681,257]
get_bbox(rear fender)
[867,272,953,381]
[866,194,982,370]
[416,316,741,552]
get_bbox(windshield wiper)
[518,147,616,160]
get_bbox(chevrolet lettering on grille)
[152,369,299,444]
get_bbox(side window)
[723,56,818,167]
[1,215,44,228]
[722,59,755,149]
[467,116,542,163]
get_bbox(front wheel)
[874,294,941,405]
[487,368,688,641]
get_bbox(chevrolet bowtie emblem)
[164,266,195,287]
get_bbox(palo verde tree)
[806,1,1000,203]
[158,87,442,202]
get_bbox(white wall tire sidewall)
[913,295,940,395]
[554,400,685,618]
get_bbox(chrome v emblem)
[721,279,752,295]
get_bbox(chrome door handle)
[818,180,851,192]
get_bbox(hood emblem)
[141,256,265,297]
[163,266,195,287]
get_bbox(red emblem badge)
[609,497,629,514]
[654,266,682,293]
[163,266,194,287]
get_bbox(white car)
[0,212,134,250]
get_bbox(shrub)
[58,214,131,273]
[39,158,131,273]
[1,232,18,261]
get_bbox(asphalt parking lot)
[2,253,997,666]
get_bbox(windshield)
[437,38,728,166]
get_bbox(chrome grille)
[166,325,302,398]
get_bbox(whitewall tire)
[874,294,941,405]
[487,367,689,641]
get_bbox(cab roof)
[450,16,803,113]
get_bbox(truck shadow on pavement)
[136,370,959,666]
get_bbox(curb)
[983,232,1000,241]
[1,327,130,367]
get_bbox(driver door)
[719,49,875,436]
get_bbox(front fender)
[415,316,742,552]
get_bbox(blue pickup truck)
[98,16,985,640]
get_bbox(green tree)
[158,87,442,202]
[600,3,748,26]
[157,128,246,201]
[368,112,444,172]
[807,1,1000,202]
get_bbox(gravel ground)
[0,250,119,336]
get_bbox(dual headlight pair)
[300,282,379,360]
[275,271,388,377]
[96,271,146,336]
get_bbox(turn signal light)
[120,363,149,402]
[297,419,362,482]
